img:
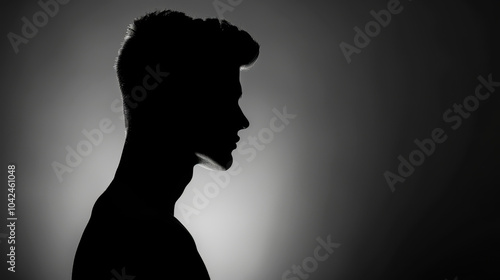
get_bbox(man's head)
[115,10,259,170]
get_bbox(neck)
[109,133,198,216]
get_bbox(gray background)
[1,0,499,279]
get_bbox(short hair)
[115,10,260,130]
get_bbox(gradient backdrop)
[1,0,499,279]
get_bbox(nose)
[241,115,249,129]
[238,106,250,130]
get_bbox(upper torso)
[72,185,211,280]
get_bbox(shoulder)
[110,216,211,279]
[74,192,210,279]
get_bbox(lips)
[217,134,239,149]
[229,137,239,149]
[231,137,239,148]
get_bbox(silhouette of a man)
[72,10,259,279]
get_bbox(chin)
[195,152,233,171]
